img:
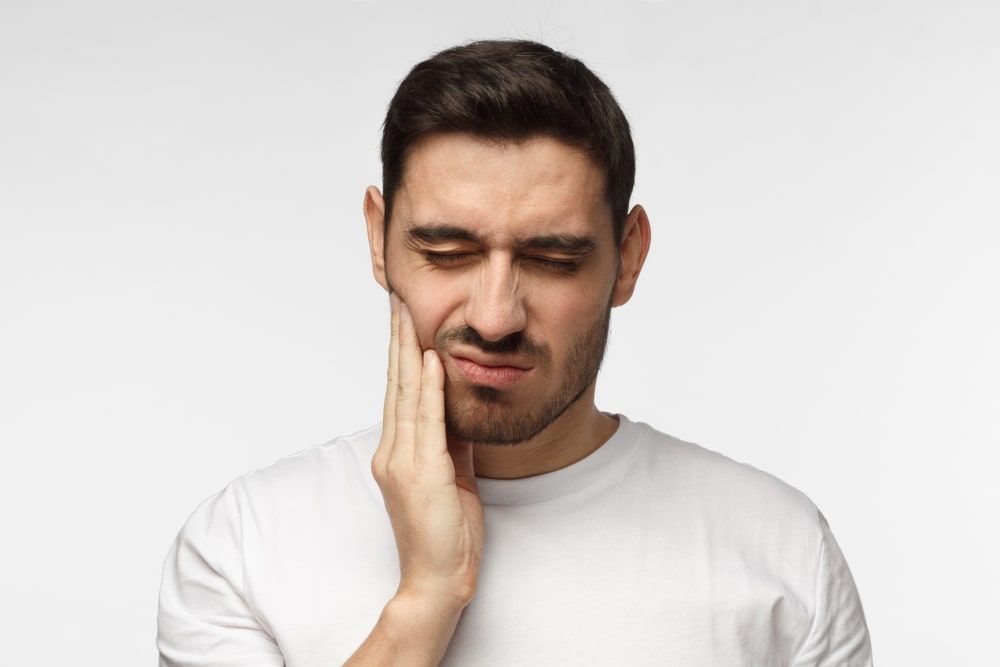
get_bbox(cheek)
[539,281,603,320]
[404,291,456,349]
[529,290,599,348]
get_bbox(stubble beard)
[442,301,613,447]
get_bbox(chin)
[444,395,531,445]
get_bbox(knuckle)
[371,453,386,477]
[396,381,415,402]
[416,411,442,427]
[385,459,409,484]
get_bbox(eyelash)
[423,252,580,273]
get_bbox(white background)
[1,1,997,664]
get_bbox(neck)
[466,383,620,480]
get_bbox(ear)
[611,204,652,307]
[363,185,389,292]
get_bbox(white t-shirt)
[157,414,872,666]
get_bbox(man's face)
[378,132,621,446]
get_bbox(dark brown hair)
[380,39,636,248]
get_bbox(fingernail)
[389,292,398,310]
[400,301,410,322]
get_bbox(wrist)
[391,585,470,622]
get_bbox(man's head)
[380,39,635,250]
[364,40,650,447]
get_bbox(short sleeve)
[157,479,284,667]
[791,512,873,666]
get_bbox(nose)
[463,252,528,342]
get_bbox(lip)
[450,350,533,370]
[451,355,532,388]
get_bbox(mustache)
[439,327,544,358]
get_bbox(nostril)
[462,306,528,344]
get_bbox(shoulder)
[628,420,872,661]
[240,422,382,493]
[183,422,383,527]
[631,419,827,547]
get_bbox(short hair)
[380,39,636,248]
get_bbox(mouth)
[451,355,533,388]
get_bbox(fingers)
[393,298,422,462]
[380,292,400,454]
[415,348,446,463]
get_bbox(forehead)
[396,132,611,244]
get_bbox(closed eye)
[422,252,474,264]
[422,252,580,273]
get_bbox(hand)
[370,292,485,609]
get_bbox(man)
[157,40,872,666]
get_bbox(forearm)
[343,592,467,666]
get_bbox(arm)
[157,481,284,667]
[346,293,485,665]
[791,512,873,667]
[343,590,468,666]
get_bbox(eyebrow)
[404,223,599,255]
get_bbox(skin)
[363,131,651,480]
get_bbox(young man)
[158,40,872,666]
